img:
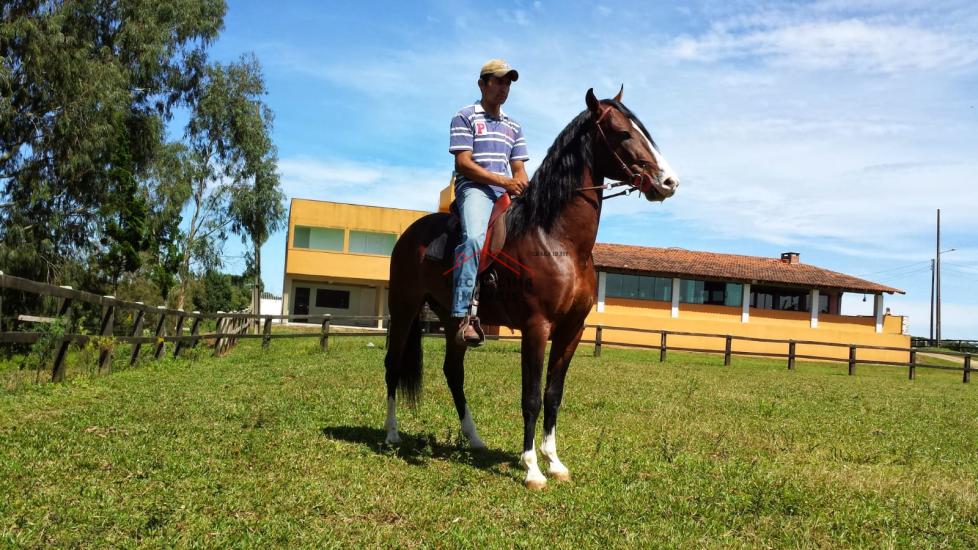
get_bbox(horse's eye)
[618,130,632,140]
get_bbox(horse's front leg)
[540,321,585,482]
[520,320,549,489]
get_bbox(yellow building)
[282,192,909,361]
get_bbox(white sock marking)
[522,442,546,486]
[540,428,569,477]
[384,397,400,444]
[460,405,486,449]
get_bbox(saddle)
[424,193,513,278]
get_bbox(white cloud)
[669,19,978,73]
[278,157,448,212]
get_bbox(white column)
[671,278,680,318]
[810,289,819,329]
[597,271,606,313]
[742,283,751,323]
[376,286,386,329]
[874,294,884,333]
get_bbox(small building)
[588,244,907,362]
[282,199,429,328]
[281,193,908,360]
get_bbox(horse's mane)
[506,99,655,237]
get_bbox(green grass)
[1,336,977,547]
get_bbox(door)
[294,287,310,323]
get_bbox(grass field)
[2,335,977,547]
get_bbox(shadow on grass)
[321,425,519,476]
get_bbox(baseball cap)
[480,59,519,81]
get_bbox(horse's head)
[586,87,679,202]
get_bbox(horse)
[383,87,679,489]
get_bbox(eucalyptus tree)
[0,0,227,286]
[174,54,283,312]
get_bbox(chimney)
[781,252,800,264]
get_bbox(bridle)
[578,105,660,200]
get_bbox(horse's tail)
[384,309,424,405]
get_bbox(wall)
[583,297,910,363]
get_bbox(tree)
[0,0,226,286]
[173,54,282,312]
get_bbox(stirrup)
[455,315,486,347]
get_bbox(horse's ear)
[586,88,600,114]
[614,84,623,103]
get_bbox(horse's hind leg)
[383,289,425,445]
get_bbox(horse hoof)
[549,469,571,482]
[524,478,548,490]
[385,432,401,445]
[470,440,487,450]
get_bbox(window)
[750,285,809,311]
[349,230,396,255]
[702,281,744,306]
[315,289,350,309]
[293,226,344,251]
[605,273,672,301]
[680,279,705,304]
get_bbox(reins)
[578,105,657,201]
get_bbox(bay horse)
[383,88,679,489]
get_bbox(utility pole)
[929,258,935,342]
[934,208,941,347]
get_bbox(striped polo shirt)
[449,101,529,197]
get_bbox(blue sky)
[203,0,978,338]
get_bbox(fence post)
[51,287,74,382]
[184,313,202,353]
[262,316,272,349]
[787,340,796,371]
[908,349,916,380]
[153,306,167,359]
[320,316,331,352]
[97,297,115,373]
[129,305,146,366]
[172,311,187,358]
[963,354,972,384]
[213,312,225,356]
[660,332,668,362]
[724,336,732,366]
[594,325,603,357]
[848,345,856,376]
[190,310,204,349]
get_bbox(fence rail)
[0,271,391,381]
[1,271,972,384]
[586,324,972,383]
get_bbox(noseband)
[578,106,659,200]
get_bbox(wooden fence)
[1,271,972,384]
[585,324,972,383]
[0,271,387,381]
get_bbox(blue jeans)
[452,185,497,317]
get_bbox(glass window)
[604,273,672,302]
[654,277,673,301]
[750,285,810,311]
[293,227,310,248]
[315,289,350,309]
[620,273,640,298]
[605,273,622,297]
[294,226,343,251]
[680,279,705,304]
[349,230,396,255]
[724,283,743,307]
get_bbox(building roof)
[592,243,904,295]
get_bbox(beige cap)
[480,59,519,81]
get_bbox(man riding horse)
[449,59,530,347]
